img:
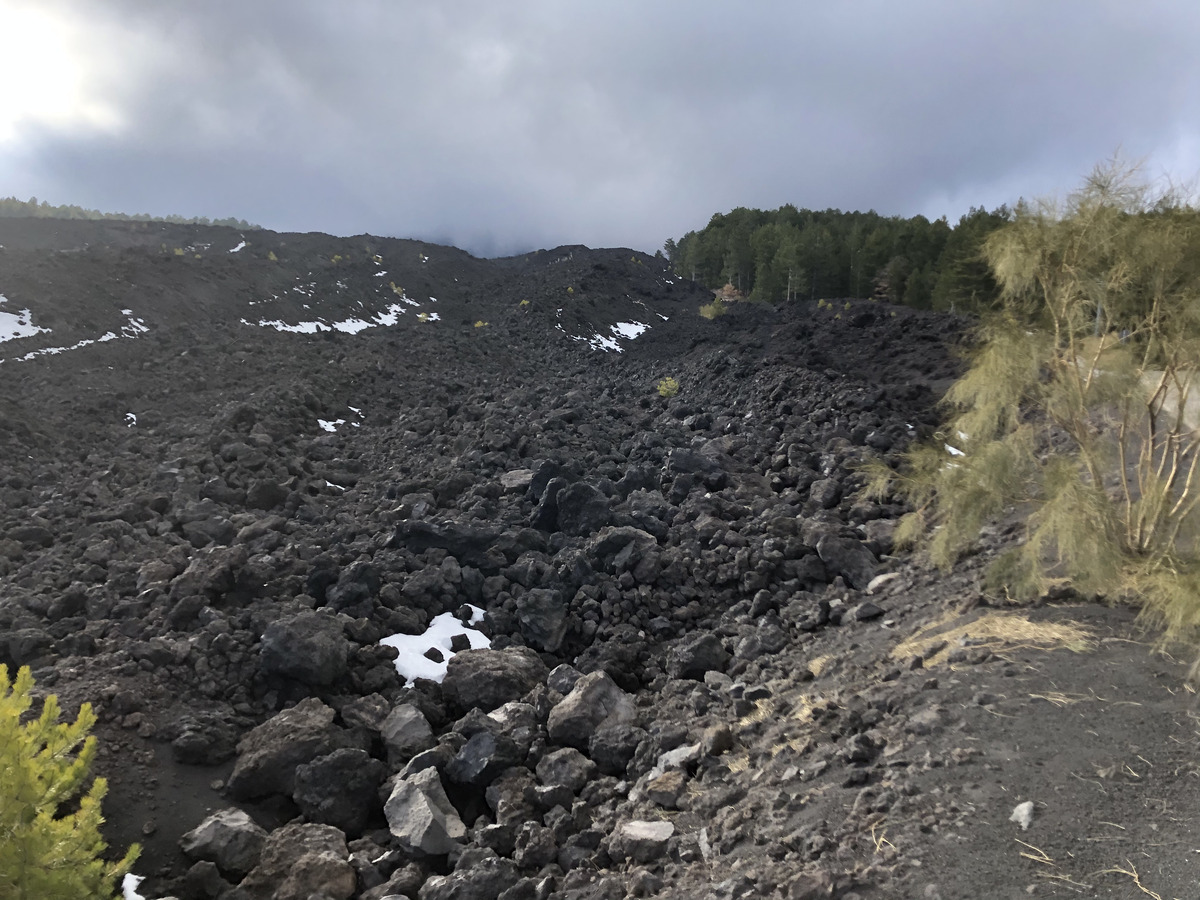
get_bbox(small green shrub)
[0,665,139,899]
[657,376,680,398]
[699,298,727,320]
[474,320,488,328]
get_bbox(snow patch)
[229,240,246,253]
[318,418,345,432]
[1,311,148,363]
[611,321,649,339]
[0,294,50,342]
[380,606,489,683]
[243,302,412,334]
[125,413,137,427]
[123,873,146,900]
[560,320,651,353]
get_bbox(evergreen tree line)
[0,195,258,230]
[666,203,1011,310]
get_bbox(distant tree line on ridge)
[665,204,1011,311]
[0,195,259,230]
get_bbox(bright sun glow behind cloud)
[0,6,121,144]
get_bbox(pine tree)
[0,665,139,900]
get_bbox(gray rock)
[644,770,687,809]
[535,747,596,794]
[484,769,538,825]
[381,703,435,768]
[8,523,53,547]
[179,808,268,880]
[608,820,675,864]
[589,723,646,776]
[362,863,427,900]
[816,534,877,591]
[293,748,387,835]
[246,479,289,510]
[442,647,549,714]
[239,822,355,900]
[168,544,247,601]
[547,663,584,694]
[547,671,636,751]
[418,849,519,900]
[3,628,52,666]
[513,822,559,870]
[227,698,353,800]
[665,633,729,680]
[555,482,612,536]
[853,600,885,621]
[515,588,569,652]
[259,611,350,685]
[500,469,534,493]
[445,731,524,787]
[385,767,468,856]
[340,693,393,733]
[808,477,842,509]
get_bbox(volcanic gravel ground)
[0,218,1197,900]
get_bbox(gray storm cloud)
[3,0,1200,255]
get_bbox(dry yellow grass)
[892,611,1095,667]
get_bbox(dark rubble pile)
[0,222,973,900]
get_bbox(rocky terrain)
[1,217,1197,900]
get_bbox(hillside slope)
[0,218,1195,900]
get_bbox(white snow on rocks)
[229,240,246,253]
[318,407,365,433]
[242,300,428,335]
[380,606,490,683]
[1,309,148,364]
[558,320,651,353]
[122,873,146,900]
[0,294,49,342]
[611,321,649,340]
[1010,800,1035,831]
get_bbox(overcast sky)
[2,1,1198,256]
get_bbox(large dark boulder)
[227,698,357,800]
[418,848,519,900]
[239,822,355,900]
[547,671,636,751]
[293,748,386,836]
[515,587,569,652]
[381,703,436,768]
[555,482,611,536]
[665,632,729,680]
[391,520,504,570]
[325,560,381,613]
[259,611,350,685]
[441,648,548,715]
[445,731,524,787]
[816,534,878,591]
[180,808,268,880]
